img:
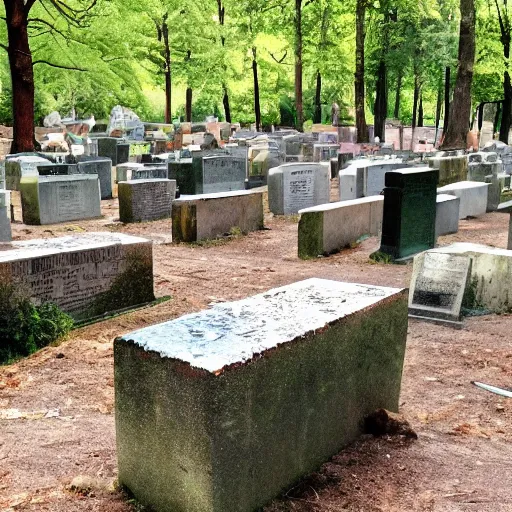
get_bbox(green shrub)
[0,283,74,364]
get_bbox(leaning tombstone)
[376,167,438,261]
[268,163,330,215]
[115,278,408,512]
[19,175,101,225]
[408,251,471,327]
[118,179,176,223]
[0,190,11,242]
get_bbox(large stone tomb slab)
[268,163,330,215]
[19,175,101,225]
[411,243,512,315]
[428,155,468,186]
[0,190,11,242]
[437,181,489,219]
[408,252,471,326]
[436,194,460,238]
[5,155,51,190]
[119,179,176,223]
[379,167,438,260]
[115,279,408,512]
[0,233,154,320]
[298,196,383,259]
[172,190,264,242]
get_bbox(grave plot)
[115,279,408,512]
[0,232,154,321]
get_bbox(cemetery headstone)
[496,200,512,250]
[119,179,176,223]
[0,232,154,320]
[268,163,330,215]
[313,143,339,162]
[75,157,113,199]
[436,194,460,238]
[408,251,471,326]
[378,167,438,260]
[428,155,468,186]
[115,278,408,512]
[5,155,51,190]
[19,175,101,225]
[437,181,489,219]
[0,190,11,242]
[96,137,130,166]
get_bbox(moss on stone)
[118,183,134,223]
[172,203,197,242]
[19,177,41,225]
[298,212,324,259]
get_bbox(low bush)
[0,283,74,363]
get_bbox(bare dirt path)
[1,191,511,511]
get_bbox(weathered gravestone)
[172,190,264,242]
[119,179,176,223]
[436,194,460,238]
[268,163,330,215]
[117,164,168,183]
[0,232,154,320]
[115,278,408,512]
[5,155,51,190]
[298,196,383,259]
[378,167,438,260]
[0,190,11,242]
[19,175,101,225]
[428,154,468,186]
[313,144,339,162]
[408,251,471,327]
[437,181,489,219]
[95,137,130,166]
[75,156,113,199]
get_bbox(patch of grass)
[369,251,393,264]
[0,283,74,364]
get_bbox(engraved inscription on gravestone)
[202,156,246,193]
[284,169,315,213]
[409,252,471,324]
[58,183,85,219]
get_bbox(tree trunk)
[441,0,475,150]
[435,72,443,144]
[5,0,35,153]
[394,72,402,119]
[500,72,512,143]
[294,0,303,131]
[186,87,192,122]
[374,59,387,141]
[223,87,231,123]
[162,18,172,124]
[252,47,261,131]
[355,0,369,142]
[412,73,420,129]
[418,93,424,127]
[314,69,322,124]
[217,0,231,123]
[442,66,451,135]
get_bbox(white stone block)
[436,194,460,238]
[437,181,489,219]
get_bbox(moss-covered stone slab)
[115,279,408,512]
[0,233,154,320]
[429,154,468,187]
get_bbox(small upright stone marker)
[378,167,438,260]
[118,179,176,223]
[115,279,408,512]
[268,163,330,215]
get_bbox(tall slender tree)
[355,0,369,142]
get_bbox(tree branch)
[269,50,289,64]
[33,60,87,71]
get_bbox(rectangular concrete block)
[117,163,168,183]
[115,279,408,512]
[172,190,264,242]
[268,163,330,215]
[0,233,154,320]
[437,181,489,219]
[0,190,11,242]
[436,194,460,238]
[428,155,468,186]
[298,196,383,259]
[5,155,51,190]
[76,157,113,199]
[119,179,176,223]
[19,175,101,225]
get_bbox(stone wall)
[115,279,408,512]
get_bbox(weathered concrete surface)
[0,233,154,320]
[429,155,468,186]
[19,175,101,225]
[0,190,11,241]
[412,243,512,314]
[298,196,383,259]
[115,279,408,512]
[172,190,264,242]
[76,157,113,199]
[379,167,438,260]
[496,200,512,250]
[436,194,460,238]
[118,179,176,223]
[5,155,51,190]
[268,163,330,215]
[437,181,489,219]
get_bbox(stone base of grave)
[20,175,101,225]
[436,194,460,238]
[115,279,408,512]
[172,190,264,242]
[298,196,383,259]
[117,164,168,183]
[429,155,468,186]
[0,232,154,320]
[118,179,176,223]
[437,181,489,219]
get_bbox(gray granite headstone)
[202,156,247,193]
[0,190,11,242]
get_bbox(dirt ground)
[1,185,511,511]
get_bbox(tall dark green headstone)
[379,167,439,260]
